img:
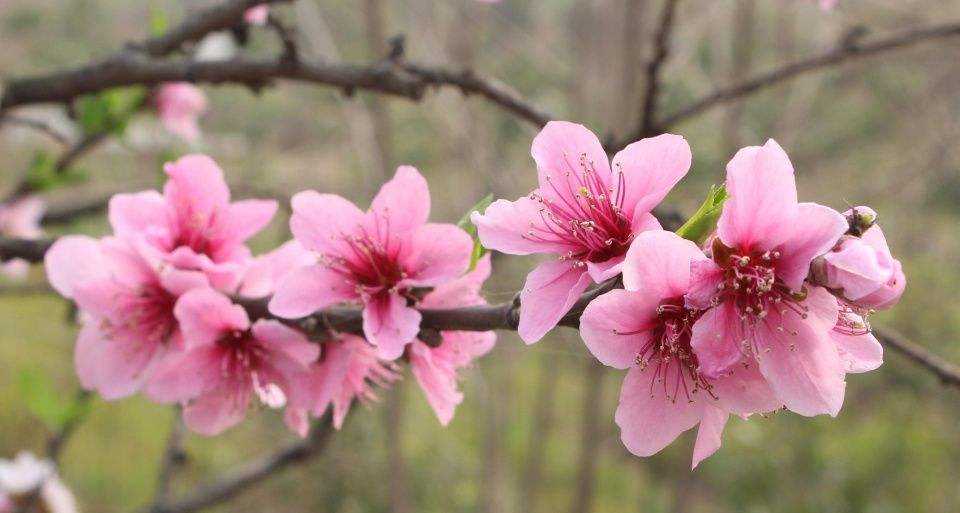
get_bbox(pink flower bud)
[821,209,905,310]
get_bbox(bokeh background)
[2,0,960,512]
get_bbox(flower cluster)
[46,156,493,435]
[474,122,905,467]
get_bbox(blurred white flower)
[0,452,78,513]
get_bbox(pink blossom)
[45,235,208,400]
[244,4,269,25]
[832,306,883,373]
[686,139,851,417]
[108,154,278,291]
[146,289,319,435]
[155,82,208,142]
[581,231,780,468]
[818,208,905,311]
[472,121,690,343]
[238,240,315,298]
[409,254,496,425]
[0,195,44,280]
[819,0,837,11]
[306,334,400,429]
[269,166,474,360]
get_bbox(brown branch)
[152,414,186,505]
[0,115,70,145]
[147,418,333,513]
[0,237,55,263]
[130,0,292,58]
[658,21,960,131]
[635,0,681,138]
[875,327,960,388]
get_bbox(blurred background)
[2,0,960,512]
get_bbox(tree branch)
[658,21,960,130]
[147,418,333,513]
[635,0,681,138]
[874,327,960,388]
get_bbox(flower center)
[215,330,287,409]
[615,298,713,403]
[324,213,407,297]
[523,154,633,264]
[105,283,177,344]
[174,211,217,257]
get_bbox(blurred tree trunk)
[364,0,393,179]
[615,0,650,129]
[519,354,561,513]
[569,359,607,513]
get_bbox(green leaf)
[77,87,147,137]
[675,184,728,245]
[25,150,58,191]
[459,193,494,271]
[19,369,88,430]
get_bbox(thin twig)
[635,0,681,138]
[658,21,960,131]
[0,115,70,145]
[147,418,333,513]
[875,327,960,387]
[153,413,186,505]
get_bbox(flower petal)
[615,365,704,457]
[611,133,691,218]
[145,345,225,403]
[409,342,463,426]
[174,289,249,347]
[368,165,430,233]
[362,292,422,360]
[471,196,575,256]
[691,404,728,469]
[44,235,106,298]
[251,320,320,366]
[531,121,611,204]
[756,303,845,417]
[690,301,746,378]
[163,155,230,217]
[685,259,724,310]
[182,386,250,435]
[711,360,781,414]
[290,191,365,255]
[580,289,659,369]
[421,253,491,309]
[775,202,847,292]
[832,329,883,374]
[268,264,358,318]
[517,260,593,344]
[217,199,278,245]
[622,230,707,297]
[398,223,473,288]
[108,191,175,248]
[717,139,799,251]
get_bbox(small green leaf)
[19,369,88,430]
[459,193,494,271]
[675,184,728,245]
[77,87,147,137]
[25,150,57,191]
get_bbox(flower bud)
[819,212,905,310]
[844,205,877,237]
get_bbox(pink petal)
[368,165,430,233]
[775,202,847,292]
[73,323,160,400]
[755,301,845,417]
[174,289,250,347]
[182,386,250,435]
[244,4,269,25]
[216,199,278,245]
[268,264,358,318]
[399,223,473,288]
[615,365,704,457]
[421,253,491,309]
[362,292,422,360]
[44,235,106,298]
[145,345,224,403]
[691,404,728,469]
[2,260,29,281]
[517,260,593,344]
[251,320,320,366]
[163,155,231,223]
[290,191,365,255]
[71,278,130,320]
[717,139,799,251]
[107,191,174,247]
[621,230,707,297]
[471,196,575,256]
[285,407,310,438]
[531,121,611,204]
[832,329,883,374]
[409,342,463,426]
[585,254,626,283]
[159,267,210,296]
[630,211,663,237]
[711,360,781,414]
[611,133,691,218]
[685,259,724,310]
[579,289,659,369]
[690,301,746,378]
[239,240,315,298]
[857,259,906,310]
